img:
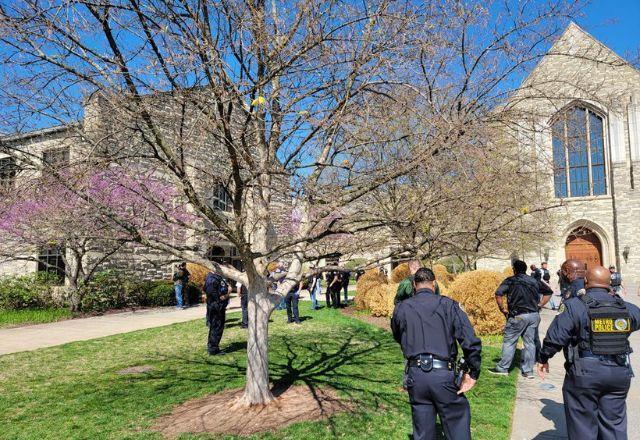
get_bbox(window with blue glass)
[552,106,607,198]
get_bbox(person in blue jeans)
[308,270,321,310]
[488,259,552,378]
[172,262,190,309]
[285,281,302,324]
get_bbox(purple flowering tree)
[0,168,189,311]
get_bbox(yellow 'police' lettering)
[591,318,631,333]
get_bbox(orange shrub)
[186,263,210,288]
[367,284,397,317]
[446,270,505,335]
[390,263,411,283]
[502,266,514,277]
[355,269,388,311]
[433,264,456,287]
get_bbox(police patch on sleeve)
[558,303,566,314]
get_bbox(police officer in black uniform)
[560,259,586,299]
[203,271,230,355]
[391,268,482,440]
[538,265,640,439]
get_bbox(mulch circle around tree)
[153,385,350,438]
[341,306,391,332]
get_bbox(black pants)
[207,302,226,353]
[330,288,341,308]
[406,367,471,440]
[325,288,332,307]
[240,294,248,328]
[563,358,632,439]
[285,290,300,323]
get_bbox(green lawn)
[0,308,72,328]
[0,304,517,439]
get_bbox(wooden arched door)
[565,228,602,269]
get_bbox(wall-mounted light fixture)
[623,246,630,264]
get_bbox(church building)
[479,23,640,288]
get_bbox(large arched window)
[552,106,607,198]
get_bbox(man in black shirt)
[489,260,552,378]
[392,268,482,440]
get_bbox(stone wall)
[478,23,640,288]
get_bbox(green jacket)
[394,275,440,304]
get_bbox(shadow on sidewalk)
[532,398,567,439]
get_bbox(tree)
[0,167,190,311]
[0,0,586,406]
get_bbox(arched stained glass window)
[552,106,607,198]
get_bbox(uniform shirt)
[567,278,585,298]
[611,272,622,287]
[391,288,482,379]
[204,273,229,305]
[495,273,553,317]
[539,287,640,364]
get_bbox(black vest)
[579,294,631,355]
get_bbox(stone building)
[0,91,289,283]
[478,23,640,287]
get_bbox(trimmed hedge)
[0,271,203,314]
[0,274,58,310]
[79,271,203,313]
[355,265,506,334]
[446,270,505,335]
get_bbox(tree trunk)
[237,274,278,406]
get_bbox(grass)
[0,304,518,440]
[0,308,72,328]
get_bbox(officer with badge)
[537,265,640,439]
[391,268,482,440]
[560,259,586,299]
[203,270,230,355]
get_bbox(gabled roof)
[521,21,639,89]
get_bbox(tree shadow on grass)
[119,322,407,437]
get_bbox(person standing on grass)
[342,270,351,304]
[237,276,248,329]
[308,268,321,310]
[489,259,552,379]
[330,272,342,308]
[172,262,190,310]
[324,270,335,307]
[285,280,303,325]
[391,267,482,440]
[395,260,423,304]
[203,270,229,355]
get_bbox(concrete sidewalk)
[0,288,353,356]
[0,296,242,356]
[510,293,640,439]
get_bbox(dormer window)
[552,106,607,198]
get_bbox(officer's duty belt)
[407,355,452,370]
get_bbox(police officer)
[560,259,586,299]
[537,265,640,439]
[391,268,482,440]
[609,265,626,296]
[203,271,230,355]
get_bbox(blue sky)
[579,0,640,62]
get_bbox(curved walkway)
[510,291,640,439]
[0,297,240,355]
